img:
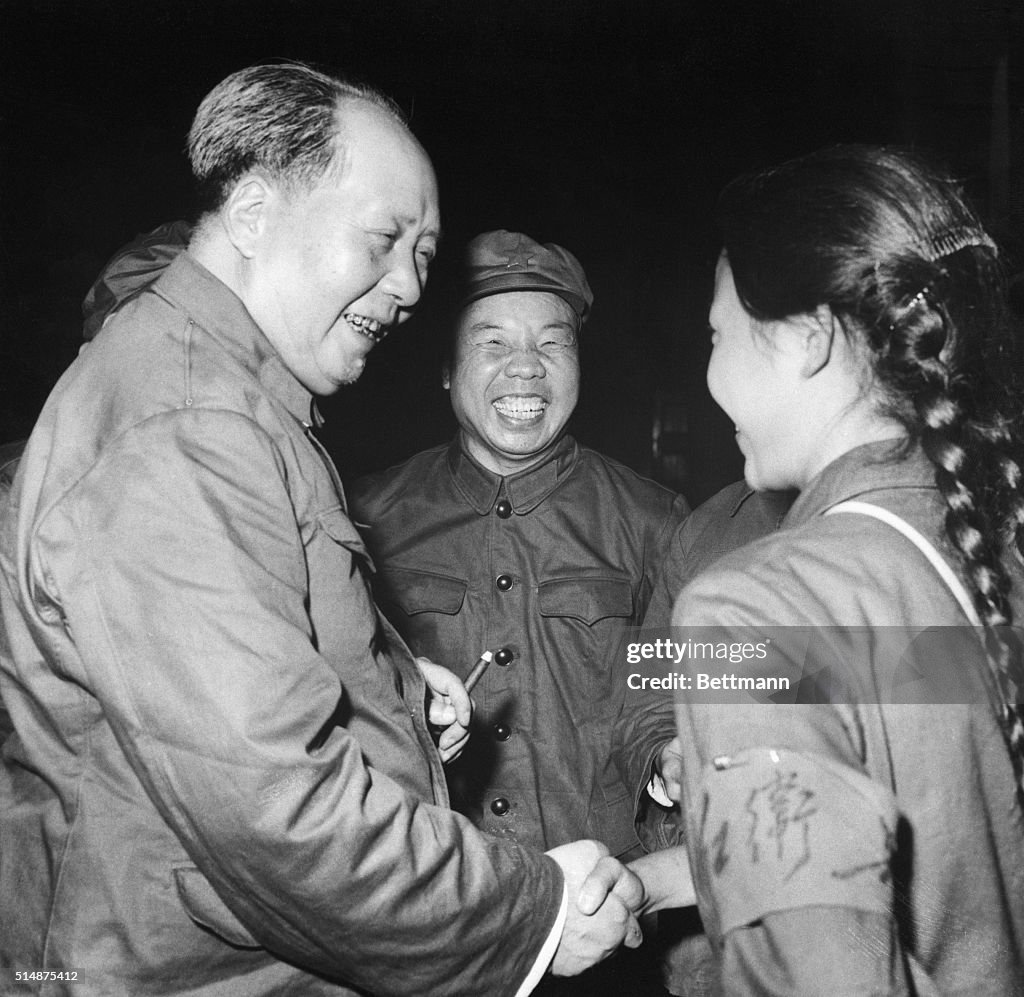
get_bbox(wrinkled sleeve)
[613,497,691,828]
[36,410,562,996]
[643,512,699,635]
[615,492,732,803]
[671,565,913,996]
[638,493,694,644]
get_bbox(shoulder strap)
[824,500,990,802]
[825,499,982,628]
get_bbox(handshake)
[425,660,694,976]
[545,836,695,977]
[546,839,647,976]
[424,660,696,977]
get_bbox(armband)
[693,747,899,936]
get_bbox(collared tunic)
[673,442,1024,995]
[350,436,689,856]
[0,253,562,996]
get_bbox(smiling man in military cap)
[350,229,690,995]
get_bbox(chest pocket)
[315,506,375,575]
[306,507,381,668]
[537,575,636,725]
[538,576,634,625]
[380,565,468,617]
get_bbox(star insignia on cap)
[503,249,534,271]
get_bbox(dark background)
[2,0,1022,503]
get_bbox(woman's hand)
[627,846,697,914]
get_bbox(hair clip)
[909,286,932,309]
[920,227,996,263]
[888,285,933,332]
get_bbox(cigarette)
[464,651,494,693]
[463,647,513,693]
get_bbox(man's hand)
[657,735,684,803]
[546,840,646,977]
[415,658,472,763]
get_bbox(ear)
[441,362,451,390]
[221,175,275,260]
[797,306,837,378]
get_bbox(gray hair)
[187,62,407,214]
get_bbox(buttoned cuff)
[514,883,568,997]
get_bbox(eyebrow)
[465,321,576,333]
[393,213,443,242]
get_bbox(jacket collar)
[729,486,796,527]
[151,252,319,428]
[784,439,935,528]
[446,433,580,515]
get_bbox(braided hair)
[718,145,1024,808]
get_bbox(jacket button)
[495,499,512,518]
[490,797,511,816]
[493,723,512,742]
[495,574,514,591]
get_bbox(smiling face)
[240,100,441,394]
[706,254,807,490]
[445,290,581,475]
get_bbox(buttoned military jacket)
[351,436,689,856]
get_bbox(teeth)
[344,313,388,343]
[493,396,547,420]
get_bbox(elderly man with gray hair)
[0,64,645,996]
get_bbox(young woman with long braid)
[639,146,1024,994]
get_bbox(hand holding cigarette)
[416,658,473,764]
[420,649,513,763]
